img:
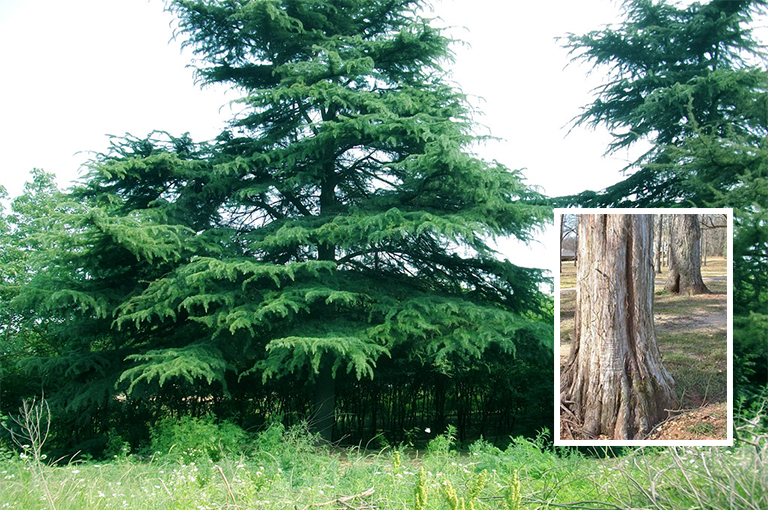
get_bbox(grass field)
[1,413,766,510]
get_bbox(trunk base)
[311,361,335,442]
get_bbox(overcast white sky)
[0,0,643,272]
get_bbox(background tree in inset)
[664,214,710,295]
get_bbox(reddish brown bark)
[561,214,676,440]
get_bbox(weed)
[687,422,716,435]
[2,397,56,510]
[392,449,402,476]
[426,425,457,456]
[442,480,464,510]
[0,398,766,510]
[148,414,247,461]
[504,470,522,510]
[414,466,428,510]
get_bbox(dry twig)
[301,488,376,510]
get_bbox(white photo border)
[553,208,733,447]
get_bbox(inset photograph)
[555,209,732,445]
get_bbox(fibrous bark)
[664,215,710,294]
[561,214,677,440]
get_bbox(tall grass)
[1,399,766,509]
[608,409,767,509]
[2,397,57,510]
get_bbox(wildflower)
[425,428,431,434]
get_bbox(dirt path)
[654,293,727,333]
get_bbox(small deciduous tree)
[561,214,676,440]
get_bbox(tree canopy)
[562,0,768,207]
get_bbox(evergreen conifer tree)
[14,0,552,442]
[562,0,768,207]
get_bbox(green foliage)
[561,0,768,207]
[148,414,247,461]
[735,312,768,394]
[119,344,228,394]
[426,425,457,456]
[252,420,321,462]
[103,428,131,459]
[0,402,766,509]
[259,334,389,381]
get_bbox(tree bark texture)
[561,214,677,440]
[664,215,710,295]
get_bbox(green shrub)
[148,414,247,461]
[426,425,457,456]
[104,428,131,459]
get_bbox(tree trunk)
[311,163,338,442]
[561,214,676,440]
[655,215,663,274]
[664,215,710,294]
[574,216,578,267]
[312,355,335,441]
